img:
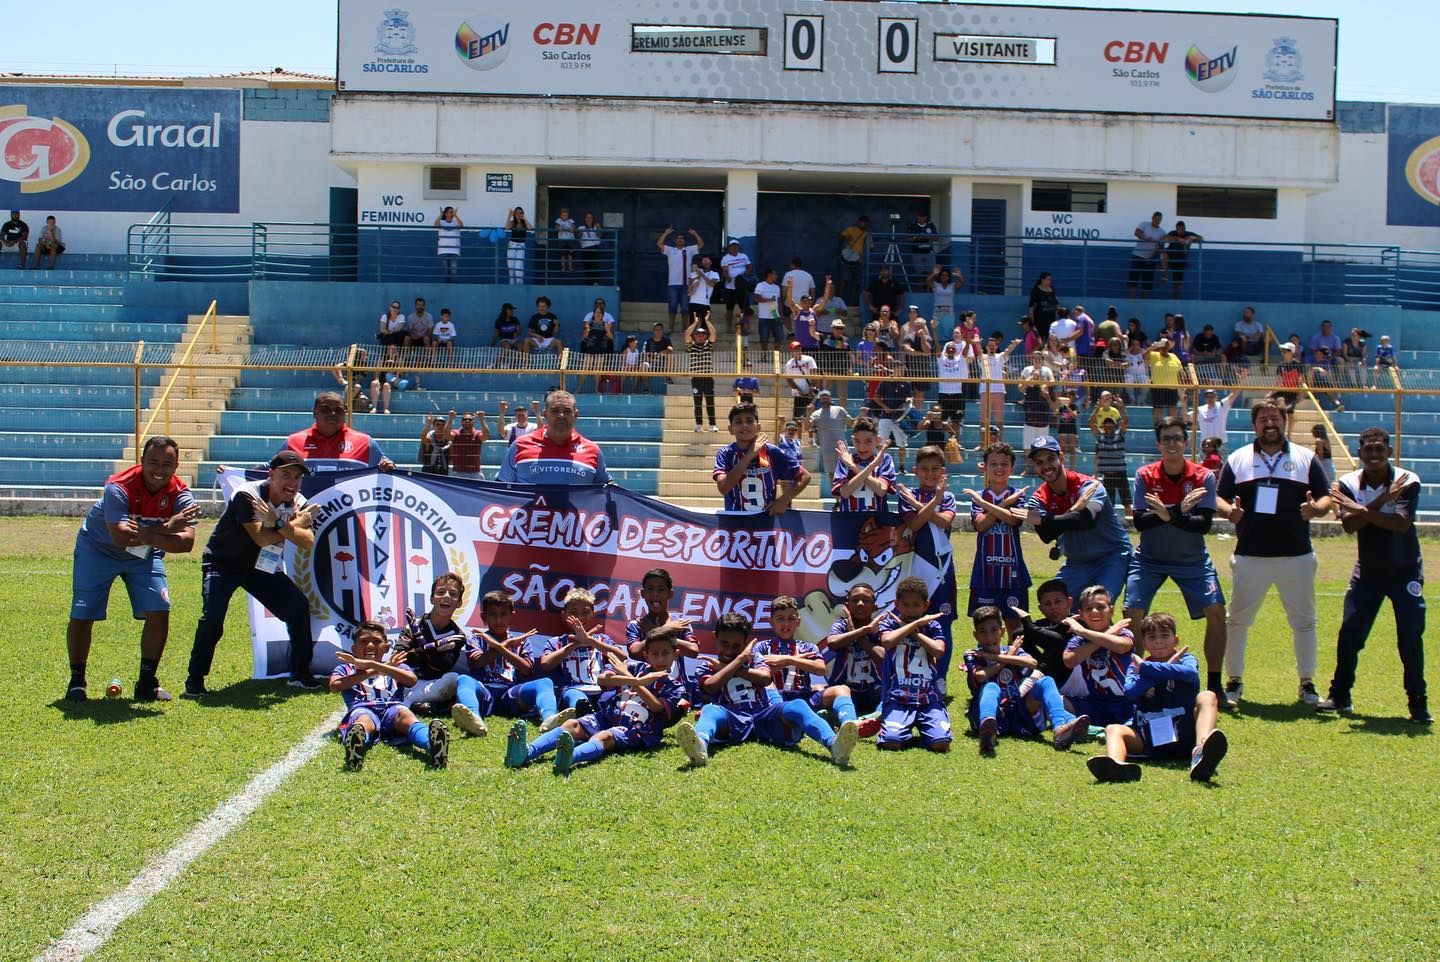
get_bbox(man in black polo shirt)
[184,451,320,697]
[1215,398,1331,708]
[1318,428,1429,723]
[864,265,904,322]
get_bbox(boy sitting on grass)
[822,582,889,737]
[755,594,829,710]
[464,589,574,734]
[896,445,959,687]
[1060,585,1136,727]
[395,573,488,737]
[963,605,1089,756]
[331,619,449,771]
[625,567,704,704]
[677,612,859,768]
[506,629,686,775]
[1010,579,1080,683]
[538,588,629,713]
[1087,612,1229,783]
[875,576,953,752]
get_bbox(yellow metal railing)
[135,300,218,458]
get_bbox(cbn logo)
[1405,135,1440,207]
[456,17,511,71]
[1185,42,1239,93]
[0,105,91,192]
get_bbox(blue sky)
[7,0,1437,103]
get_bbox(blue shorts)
[1067,695,1134,727]
[667,284,688,315]
[968,587,1029,617]
[70,537,170,621]
[1125,557,1225,620]
[848,687,883,716]
[780,688,824,711]
[708,702,801,747]
[758,315,784,344]
[1059,548,1133,609]
[577,711,660,751]
[339,703,408,744]
[878,700,953,747]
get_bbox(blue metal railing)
[127,222,621,286]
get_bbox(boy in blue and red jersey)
[537,588,628,713]
[676,612,858,767]
[1060,585,1136,726]
[505,629,687,775]
[963,605,1089,756]
[66,436,199,702]
[874,576,953,752]
[831,417,897,512]
[822,583,889,737]
[713,402,809,513]
[624,568,703,705]
[1087,612,1229,783]
[896,446,959,688]
[331,619,449,771]
[464,589,574,733]
[963,441,1032,634]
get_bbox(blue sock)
[525,726,564,762]
[407,721,430,750]
[694,705,724,743]
[572,739,606,766]
[562,687,588,711]
[832,694,857,725]
[455,675,482,714]
[979,682,1000,722]
[783,700,834,748]
[1034,675,1076,728]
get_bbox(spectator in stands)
[864,265,905,322]
[1100,332,1128,384]
[907,210,939,286]
[1373,334,1398,376]
[1309,346,1346,412]
[873,304,902,352]
[753,266,784,350]
[1026,271,1060,340]
[1123,335,1150,405]
[576,313,615,393]
[1071,305,1096,359]
[686,311,720,431]
[497,389,610,484]
[873,352,912,470]
[1019,352,1057,454]
[1,210,27,268]
[1223,334,1249,372]
[926,265,961,337]
[781,257,816,318]
[504,207,530,284]
[1127,211,1166,298]
[449,410,489,481]
[820,317,852,406]
[1049,305,1081,357]
[66,436,198,702]
[1160,220,1203,298]
[620,336,646,394]
[577,211,603,282]
[1125,317,1149,348]
[784,341,819,443]
[643,322,675,384]
[286,392,395,471]
[657,226,703,330]
[733,361,760,405]
[788,275,832,353]
[31,215,63,270]
[838,215,870,305]
[526,296,563,354]
[1191,323,1223,373]
[1235,306,1264,357]
[185,451,321,696]
[492,303,524,353]
[331,348,374,414]
[718,239,752,333]
[687,254,719,329]
[1273,342,1305,430]
[434,207,463,281]
[377,300,406,363]
[404,297,435,389]
[1340,327,1369,388]
[581,297,616,336]
[1306,320,1343,364]
[1094,306,1123,357]
[1147,337,1184,422]
[810,390,853,484]
[419,414,452,475]
[1160,313,1189,362]
[900,306,936,411]
[553,206,576,274]
[1196,386,1240,448]
[499,399,540,444]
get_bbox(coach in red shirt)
[497,389,609,485]
[286,392,395,472]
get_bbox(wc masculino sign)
[0,86,239,213]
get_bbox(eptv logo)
[0,105,91,192]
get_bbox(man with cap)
[286,392,395,472]
[718,239,752,332]
[1196,385,1240,448]
[1,210,28,268]
[1021,435,1134,604]
[818,315,852,406]
[1273,341,1305,432]
[809,389,853,487]
[184,450,322,696]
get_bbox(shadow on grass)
[49,697,165,725]
[1338,714,1434,738]
[1234,699,1317,723]
[196,678,321,711]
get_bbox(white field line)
[33,710,342,962]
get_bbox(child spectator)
[963,605,1090,756]
[1092,415,1131,512]
[331,619,449,771]
[1060,586,1136,726]
[1200,437,1223,472]
[732,362,760,405]
[1123,335,1150,404]
[1373,334,1397,375]
[32,214,63,269]
[677,612,859,767]
[465,590,573,732]
[1086,612,1229,783]
[620,335,645,394]
[875,576,953,751]
[505,629,686,774]
[394,574,485,734]
[1311,424,1333,482]
[537,588,629,713]
[1088,391,1125,442]
[822,583,889,736]
[712,402,809,514]
[1010,579,1078,682]
[1054,393,1080,461]
[963,441,1031,632]
[832,417,897,512]
[433,308,457,359]
[685,311,718,431]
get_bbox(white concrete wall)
[353,162,537,228]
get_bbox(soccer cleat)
[539,707,576,733]
[856,713,882,739]
[831,720,859,767]
[342,724,369,772]
[1087,755,1142,783]
[134,680,173,702]
[1315,697,1353,714]
[978,716,998,756]
[1410,704,1433,725]
[1053,714,1090,751]
[1224,678,1243,709]
[677,721,709,766]
[287,674,322,691]
[1297,681,1320,706]
[181,678,209,699]
[552,729,576,776]
[65,683,87,702]
[504,721,529,769]
[427,719,450,769]
[451,703,488,737]
[1189,729,1228,782]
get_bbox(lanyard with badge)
[255,502,292,573]
[1254,448,1284,515]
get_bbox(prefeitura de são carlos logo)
[296,476,471,634]
[0,105,90,192]
[365,8,429,74]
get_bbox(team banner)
[338,0,1336,121]
[221,468,957,679]
[0,85,240,213]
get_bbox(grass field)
[6,516,1438,962]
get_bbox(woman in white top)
[434,207,463,281]
[377,300,407,363]
[576,210,602,282]
[553,206,576,273]
[926,264,963,339]
[581,296,616,333]
[979,336,1024,448]
[936,339,971,438]
[504,207,530,285]
[1123,336,1151,405]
